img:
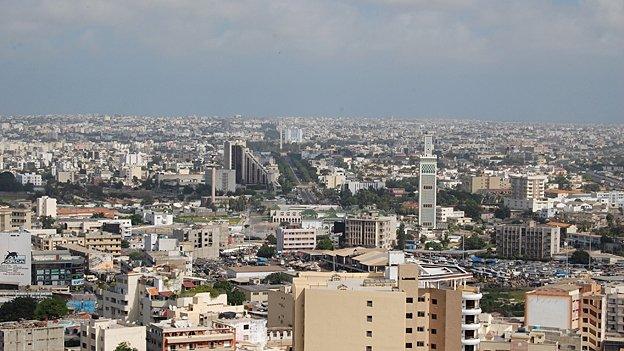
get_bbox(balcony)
[461,323,481,331]
[462,308,482,315]
[461,338,480,346]
[462,292,483,300]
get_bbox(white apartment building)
[436,206,465,223]
[142,211,174,226]
[344,179,385,195]
[36,196,57,218]
[80,318,146,351]
[344,211,397,249]
[271,209,302,225]
[213,318,268,349]
[16,172,42,186]
[276,227,317,253]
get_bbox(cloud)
[0,0,622,65]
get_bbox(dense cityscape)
[0,115,623,351]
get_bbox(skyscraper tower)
[419,135,437,229]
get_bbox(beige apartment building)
[172,223,227,259]
[268,263,481,351]
[0,206,32,231]
[463,175,510,194]
[495,222,560,260]
[0,321,64,351]
[80,318,146,351]
[83,231,122,255]
[276,226,317,253]
[525,282,605,351]
[510,174,548,199]
[345,211,397,249]
[147,319,236,351]
[31,231,85,250]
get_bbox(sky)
[0,0,623,122]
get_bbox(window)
[417,342,424,347]
[431,344,437,349]
[244,324,249,330]
[417,311,425,317]
[418,297,425,302]
[367,316,373,322]
[367,301,373,307]
[406,313,413,319]
[431,299,437,305]
[406,297,413,303]
[431,329,437,334]
[366,346,372,351]
[431,314,437,320]
[417,327,425,332]
[406,328,412,333]
[406,343,413,349]
[366,331,372,337]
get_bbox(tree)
[395,223,407,250]
[257,244,276,258]
[462,234,487,250]
[40,216,55,229]
[114,342,138,351]
[569,250,590,265]
[213,281,246,305]
[494,206,511,220]
[34,297,69,320]
[121,240,130,249]
[0,172,21,192]
[425,241,443,251]
[316,235,334,250]
[263,272,291,284]
[129,214,144,226]
[265,234,277,245]
[0,297,37,322]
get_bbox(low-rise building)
[0,206,32,231]
[276,226,317,253]
[79,317,146,351]
[31,250,85,288]
[0,320,64,351]
[147,319,236,351]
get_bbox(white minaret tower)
[419,135,437,229]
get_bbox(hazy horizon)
[1,1,623,122]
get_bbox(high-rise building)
[344,211,397,249]
[36,196,57,218]
[495,222,560,260]
[268,261,482,351]
[510,174,548,199]
[223,140,270,186]
[419,135,437,229]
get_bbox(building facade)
[268,264,481,351]
[344,212,397,249]
[495,222,560,260]
[80,318,146,351]
[0,321,64,351]
[419,135,437,229]
[0,207,32,231]
[36,196,57,218]
[276,226,317,253]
